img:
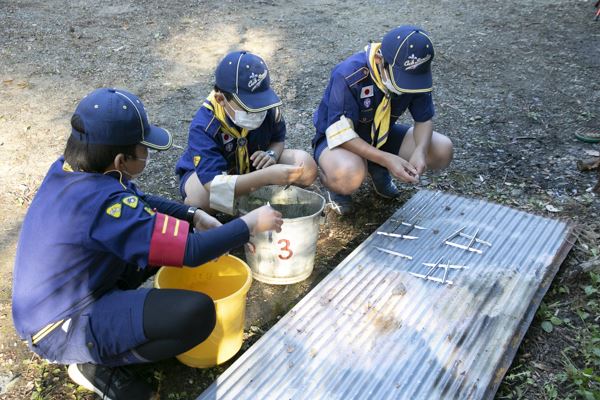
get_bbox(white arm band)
[209,174,238,215]
[325,115,358,149]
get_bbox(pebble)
[0,372,14,395]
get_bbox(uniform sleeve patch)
[62,161,74,172]
[122,196,139,209]
[106,203,122,218]
[144,206,156,216]
[360,85,374,98]
[193,155,201,167]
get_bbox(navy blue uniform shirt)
[312,50,435,146]
[175,103,286,185]
[12,158,181,337]
[13,156,251,341]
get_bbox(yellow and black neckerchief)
[203,91,250,174]
[366,42,391,149]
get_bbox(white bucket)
[237,185,325,285]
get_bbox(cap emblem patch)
[404,53,432,70]
[248,70,268,92]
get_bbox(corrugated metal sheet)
[198,190,574,400]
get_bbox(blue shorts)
[178,170,194,200]
[31,267,156,367]
[313,123,411,163]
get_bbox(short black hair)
[214,85,234,101]
[64,114,137,173]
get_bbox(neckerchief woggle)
[203,91,250,174]
[366,42,392,149]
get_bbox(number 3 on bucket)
[278,239,293,260]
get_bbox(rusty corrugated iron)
[198,190,574,400]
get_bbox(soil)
[1,0,599,399]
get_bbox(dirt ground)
[1,0,599,399]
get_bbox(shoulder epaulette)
[344,67,369,88]
[198,104,221,137]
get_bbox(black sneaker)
[68,363,156,400]
[368,162,400,199]
[326,190,354,215]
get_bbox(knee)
[180,292,216,344]
[184,194,211,212]
[431,137,453,170]
[323,162,366,194]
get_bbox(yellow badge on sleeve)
[122,196,139,209]
[106,203,122,218]
[62,161,74,172]
[193,155,201,167]
[144,206,156,216]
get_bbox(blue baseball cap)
[71,88,172,150]
[215,51,282,112]
[381,26,434,93]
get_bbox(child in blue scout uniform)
[12,88,283,400]
[312,25,454,215]
[176,50,318,215]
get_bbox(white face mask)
[380,65,402,95]
[124,169,142,180]
[123,150,151,180]
[225,99,267,130]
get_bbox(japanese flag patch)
[360,85,374,98]
[221,132,235,144]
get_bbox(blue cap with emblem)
[215,51,282,112]
[71,88,172,150]
[381,25,434,93]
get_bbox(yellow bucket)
[154,255,252,368]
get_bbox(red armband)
[148,213,189,267]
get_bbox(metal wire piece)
[408,271,453,285]
[414,257,467,285]
[376,231,418,240]
[443,226,492,254]
[422,262,469,270]
[400,221,428,230]
[374,246,413,260]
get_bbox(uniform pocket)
[31,315,101,365]
[62,314,102,364]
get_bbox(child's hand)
[384,154,419,184]
[267,163,304,185]
[408,152,427,175]
[250,150,277,170]
[193,209,222,231]
[240,205,283,235]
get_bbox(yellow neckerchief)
[203,91,250,174]
[366,42,392,149]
